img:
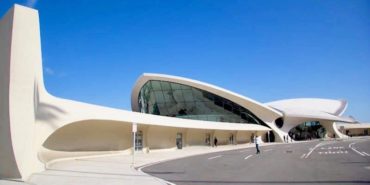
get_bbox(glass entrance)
[176,133,183,149]
[289,121,326,140]
[205,133,211,146]
[135,131,143,151]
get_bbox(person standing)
[255,135,261,154]
[286,135,289,143]
[214,137,218,147]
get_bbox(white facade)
[0,4,367,181]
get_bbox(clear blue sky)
[1,0,369,122]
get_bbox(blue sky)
[1,0,369,122]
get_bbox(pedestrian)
[214,137,218,147]
[283,135,286,143]
[255,135,261,154]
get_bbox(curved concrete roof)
[266,98,348,116]
[131,73,283,123]
[266,98,354,123]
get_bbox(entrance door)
[205,133,211,146]
[135,131,143,151]
[229,134,234,144]
[176,133,183,149]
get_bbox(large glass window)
[288,121,326,140]
[138,80,267,126]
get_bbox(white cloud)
[45,67,55,75]
[44,67,67,78]
[26,0,38,8]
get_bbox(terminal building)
[1,4,369,181]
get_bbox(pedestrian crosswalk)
[318,146,348,155]
[318,150,348,155]
[320,146,345,150]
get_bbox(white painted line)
[264,149,273,152]
[325,152,328,154]
[208,155,222,160]
[349,142,365,156]
[239,150,249,153]
[305,143,323,159]
[318,152,322,155]
[320,147,325,150]
[345,151,348,154]
[244,155,253,160]
[300,154,306,158]
[362,152,370,156]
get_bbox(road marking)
[349,143,365,156]
[264,149,273,152]
[362,152,370,156]
[305,142,323,159]
[318,152,322,155]
[208,155,222,160]
[244,155,253,160]
[239,150,249,153]
[321,147,325,150]
[300,154,306,158]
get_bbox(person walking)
[214,137,218,147]
[255,135,261,154]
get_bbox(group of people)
[208,135,266,155]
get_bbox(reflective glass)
[138,80,266,126]
[160,81,171,91]
[172,89,184,103]
[182,90,193,102]
[151,81,162,90]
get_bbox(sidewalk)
[26,143,277,185]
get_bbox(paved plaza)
[1,137,369,185]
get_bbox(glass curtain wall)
[138,80,267,126]
[288,121,326,140]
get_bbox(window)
[138,80,266,126]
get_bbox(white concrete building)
[1,4,369,181]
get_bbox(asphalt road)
[143,138,370,185]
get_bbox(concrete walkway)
[2,138,363,185]
[25,143,279,185]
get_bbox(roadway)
[142,138,370,185]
